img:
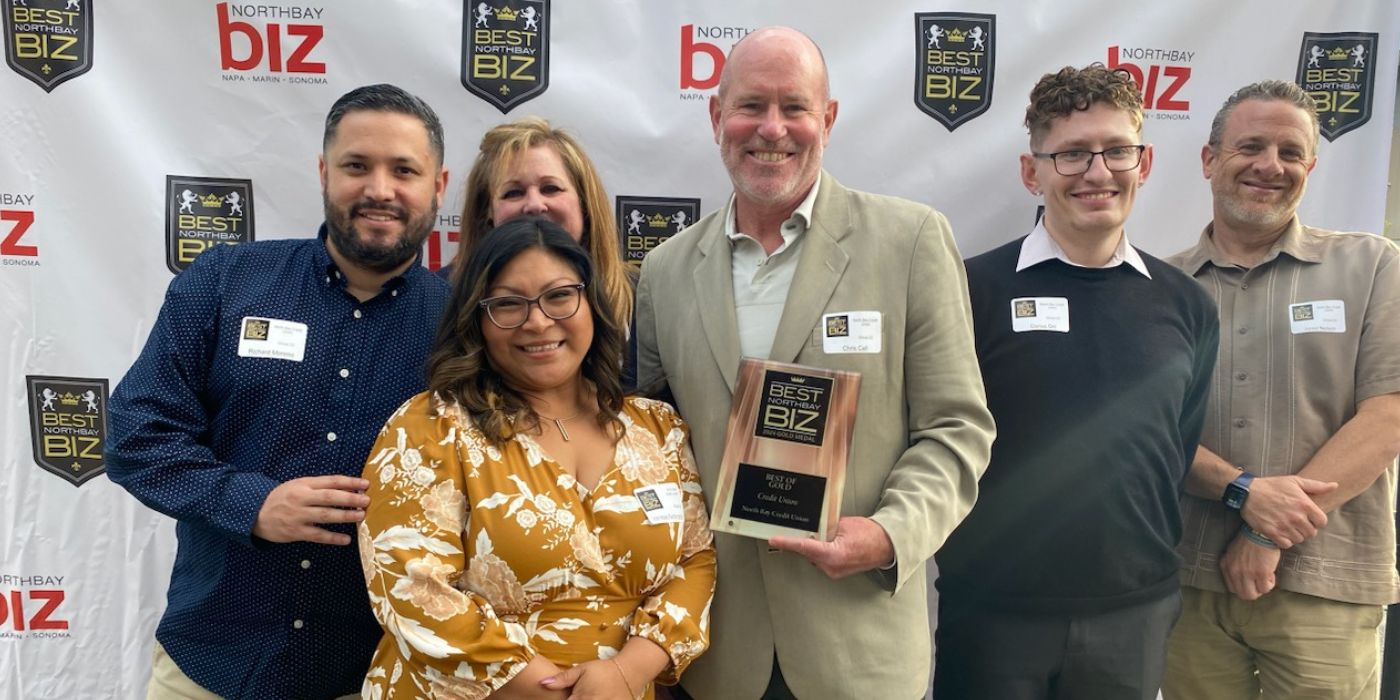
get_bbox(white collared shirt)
[1015,220,1152,278]
[727,174,822,360]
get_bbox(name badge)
[634,483,684,525]
[1289,300,1345,334]
[1010,297,1069,333]
[237,317,308,361]
[822,311,881,354]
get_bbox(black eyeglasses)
[479,283,586,329]
[1032,145,1146,176]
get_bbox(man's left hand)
[768,516,894,579]
[1220,534,1282,601]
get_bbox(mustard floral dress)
[358,393,716,700]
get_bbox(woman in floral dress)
[359,217,715,700]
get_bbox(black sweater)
[936,237,1219,614]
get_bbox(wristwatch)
[1222,471,1256,511]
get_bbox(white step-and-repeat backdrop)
[2,1,1396,697]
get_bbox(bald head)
[718,26,830,102]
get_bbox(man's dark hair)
[323,84,445,166]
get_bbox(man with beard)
[1163,80,1400,699]
[635,26,994,699]
[107,84,449,699]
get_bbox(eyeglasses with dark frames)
[1032,145,1146,176]
[479,283,586,329]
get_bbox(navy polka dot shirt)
[107,227,448,699]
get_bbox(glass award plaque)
[708,358,861,542]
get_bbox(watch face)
[1223,483,1247,510]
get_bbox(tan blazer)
[636,173,994,700]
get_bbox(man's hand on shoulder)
[768,516,894,579]
[1241,475,1337,548]
[252,475,370,545]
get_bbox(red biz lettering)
[0,590,68,631]
[1108,46,1190,111]
[1,210,37,257]
[218,2,325,73]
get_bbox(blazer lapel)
[693,216,742,393]
[768,176,850,364]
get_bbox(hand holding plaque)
[708,358,861,542]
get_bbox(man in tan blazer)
[635,26,994,700]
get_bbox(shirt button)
[327,432,338,442]
[353,309,363,319]
[1241,283,1249,290]
[301,560,311,569]
[293,620,304,630]
[338,368,350,378]
[1237,327,1248,335]
[391,289,399,297]
[1234,418,1247,428]
[1236,372,1248,381]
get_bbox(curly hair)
[1025,64,1143,147]
[429,217,627,446]
[449,117,633,328]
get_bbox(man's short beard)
[323,193,437,273]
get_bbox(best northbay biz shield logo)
[462,0,549,113]
[915,12,995,131]
[1296,31,1378,142]
[4,0,93,92]
[27,375,109,486]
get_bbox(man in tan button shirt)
[1163,80,1400,699]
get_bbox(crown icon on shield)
[946,28,967,43]
[1326,46,1348,61]
[58,392,81,406]
[199,193,224,208]
[647,213,669,228]
[495,6,519,21]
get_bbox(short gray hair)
[1207,80,1319,153]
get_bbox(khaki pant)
[148,641,360,700]
[1163,587,1383,700]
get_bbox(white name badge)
[1289,300,1346,334]
[822,311,881,354]
[1010,297,1069,333]
[237,317,308,361]
[634,483,684,524]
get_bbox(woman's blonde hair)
[451,117,633,326]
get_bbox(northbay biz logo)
[915,12,995,131]
[3,0,93,92]
[27,375,109,487]
[2,191,39,265]
[0,573,71,639]
[165,176,255,273]
[615,196,699,272]
[1297,31,1377,141]
[463,0,549,112]
[217,2,327,84]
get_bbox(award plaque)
[709,358,861,542]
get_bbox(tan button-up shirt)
[1168,220,1400,605]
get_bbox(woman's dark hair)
[427,216,626,445]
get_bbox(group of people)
[103,24,1399,700]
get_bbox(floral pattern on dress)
[360,393,716,699]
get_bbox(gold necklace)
[536,409,583,441]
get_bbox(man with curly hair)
[933,64,1219,699]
